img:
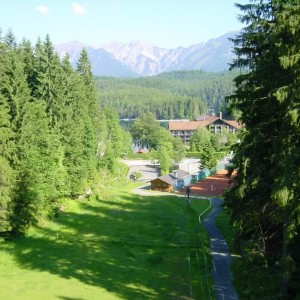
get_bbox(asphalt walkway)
[202,197,238,300]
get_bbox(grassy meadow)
[0,182,214,300]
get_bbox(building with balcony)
[168,112,241,143]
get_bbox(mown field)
[0,182,213,300]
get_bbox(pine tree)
[199,140,217,171]
[58,54,90,195]
[3,28,17,49]
[269,1,300,294]
[1,41,31,132]
[0,41,16,231]
[225,0,300,296]
[14,101,66,232]
[33,34,64,127]
[0,31,31,232]
[226,0,284,250]
[76,49,99,180]
[18,39,36,92]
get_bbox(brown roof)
[169,117,241,131]
[222,120,242,129]
[169,117,218,130]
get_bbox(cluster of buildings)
[168,112,241,143]
[147,112,240,192]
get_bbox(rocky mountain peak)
[55,31,238,77]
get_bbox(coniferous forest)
[95,70,238,120]
[0,30,132,234]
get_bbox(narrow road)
[120,159,160,181]
[202,198,238,300]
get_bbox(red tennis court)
[186,170,232,197]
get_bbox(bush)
[125,150,160,160]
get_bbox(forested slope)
[0,30,132,234]
[95,70,238,120]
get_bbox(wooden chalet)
[150,169,192,192]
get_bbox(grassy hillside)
[0,182,213,299]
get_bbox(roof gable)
[159,174,176,185]
[222,120,242,129]
[173,169,191,179]
[151,169,191,184]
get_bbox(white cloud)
[36,5,49,14]
[72,3,86,15]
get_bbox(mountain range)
[55,31,238,77]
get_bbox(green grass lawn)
[0,183,214,300]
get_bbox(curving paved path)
[132,185,238,299]
[202,198,238,300]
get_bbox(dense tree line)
[95,70,238,120]
[190,127,237,170]
[130,112,186,174]
[190,126,237,153]
[225,0,300,297]
[0,30,131,234]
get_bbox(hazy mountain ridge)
[55,31,238,77]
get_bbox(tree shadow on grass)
[57,297,85,300]
[3,194,210,299]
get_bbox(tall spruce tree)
[14,101,66,232]
[33,34,64,127]
[0,39,16,232]
[225,0,300,296]
[3,28,17,49]
[270,1,300,294]
[59,54,91,195]
[76,49,99,180]
[0,30,33,232]
[1,40,31,132]
[199,140,217,170]
[18,39,36,92]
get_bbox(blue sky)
[0,0,248,48]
